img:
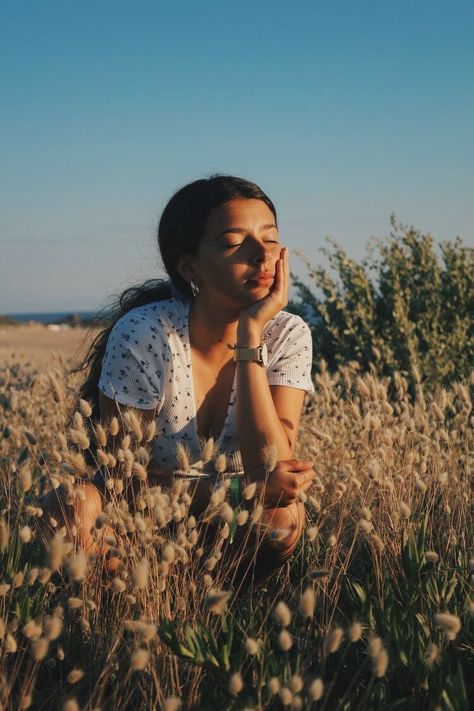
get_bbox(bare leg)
[39,482,121,573]
[214,500,305,590]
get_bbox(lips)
[247,271,274,282]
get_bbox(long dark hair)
[70,174,277,421]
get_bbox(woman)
[43,175,316,584]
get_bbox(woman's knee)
[261,500,305,561]
[40,481,103,551]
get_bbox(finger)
[283,459,314,471]
[275,255,284,292]
[276,249,286,292]
[295,469,316,486]
[298,479,314,494]
[283,247,289,283]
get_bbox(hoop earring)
[190,280,200,297]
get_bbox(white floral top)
[98,296,314,476]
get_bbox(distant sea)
[5,311,97,324]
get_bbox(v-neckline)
[184,300,236,446]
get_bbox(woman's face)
[183,198,282,308]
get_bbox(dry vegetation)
[0,342,472,710]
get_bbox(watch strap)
[227,343,266,365]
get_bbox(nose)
[252,240,273,265]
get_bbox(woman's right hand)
[247,459,316,507]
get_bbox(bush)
[289,215,474,390]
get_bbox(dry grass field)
[0,324,472,710]
[0,325,94,371]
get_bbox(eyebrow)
[217,224,278,239]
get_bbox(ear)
[176,254,197,284]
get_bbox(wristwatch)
[227,342,268,367]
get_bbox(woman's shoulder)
[112,296,188,334]
[264,309,312,343]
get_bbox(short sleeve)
[98,310,168,409]
[266,314,315,393]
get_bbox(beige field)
[0,324,96,370]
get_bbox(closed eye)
[223,240,279,249]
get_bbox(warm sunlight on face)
[193,198,282,306]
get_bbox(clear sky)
[1,0,473,312]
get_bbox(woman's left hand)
[238,247,289,332]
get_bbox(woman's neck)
[188,298,240,358]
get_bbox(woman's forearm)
[235,320,292,475]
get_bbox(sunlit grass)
[0,354,472,709]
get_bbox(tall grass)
[0,354,472,709]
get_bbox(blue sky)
[1,0,473,312]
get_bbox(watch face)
[262,343,268,367]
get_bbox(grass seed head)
[220,502,234,524]
[23,620,42,640]
[236,509,249,526]
[349,621,363,642]
[300,587,315,618]
[204,590,231,614]
[67,669,85,684]
[133,559,149,589]
[274,601,292,627]
[144,420,156,443]
[19,468,32,492]
[268,677,280,695]
[279,687,293,705]
[306,527,318,541]
[44,615,62,641]
[6,633,18,653]
[290,674,303,693]
[309,678,324,701]
[131,648,149,671]
[324,627,344,654]
[263,443,278,472]
[0,520,9,548]
[94,424,107,448]
[112,577,127,593]
[368,636,382,657]
[13,571,24,588]
[251,504,263,523]
[200,436,215,463]
[63,700,79,711]
[124,411,143,442]
[162,543,175,562]
[214,452,227,474]
[434,612,461,640]
[399,501,411,518]
[278,629,293,651]
[373,648,389,677]
[19,525,32,543]
[245,637,258,655]
[67,597,83,610]
[175,442,191,472]
[109,416,119,436]
[78,399,92,417]
[424,642,440,667]
[359,518,373,533]
[32,637,49,661]
[242,481,257,500]
[67,550,87,581]
[228,672,243,696]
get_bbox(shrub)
[289,214,474,391]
